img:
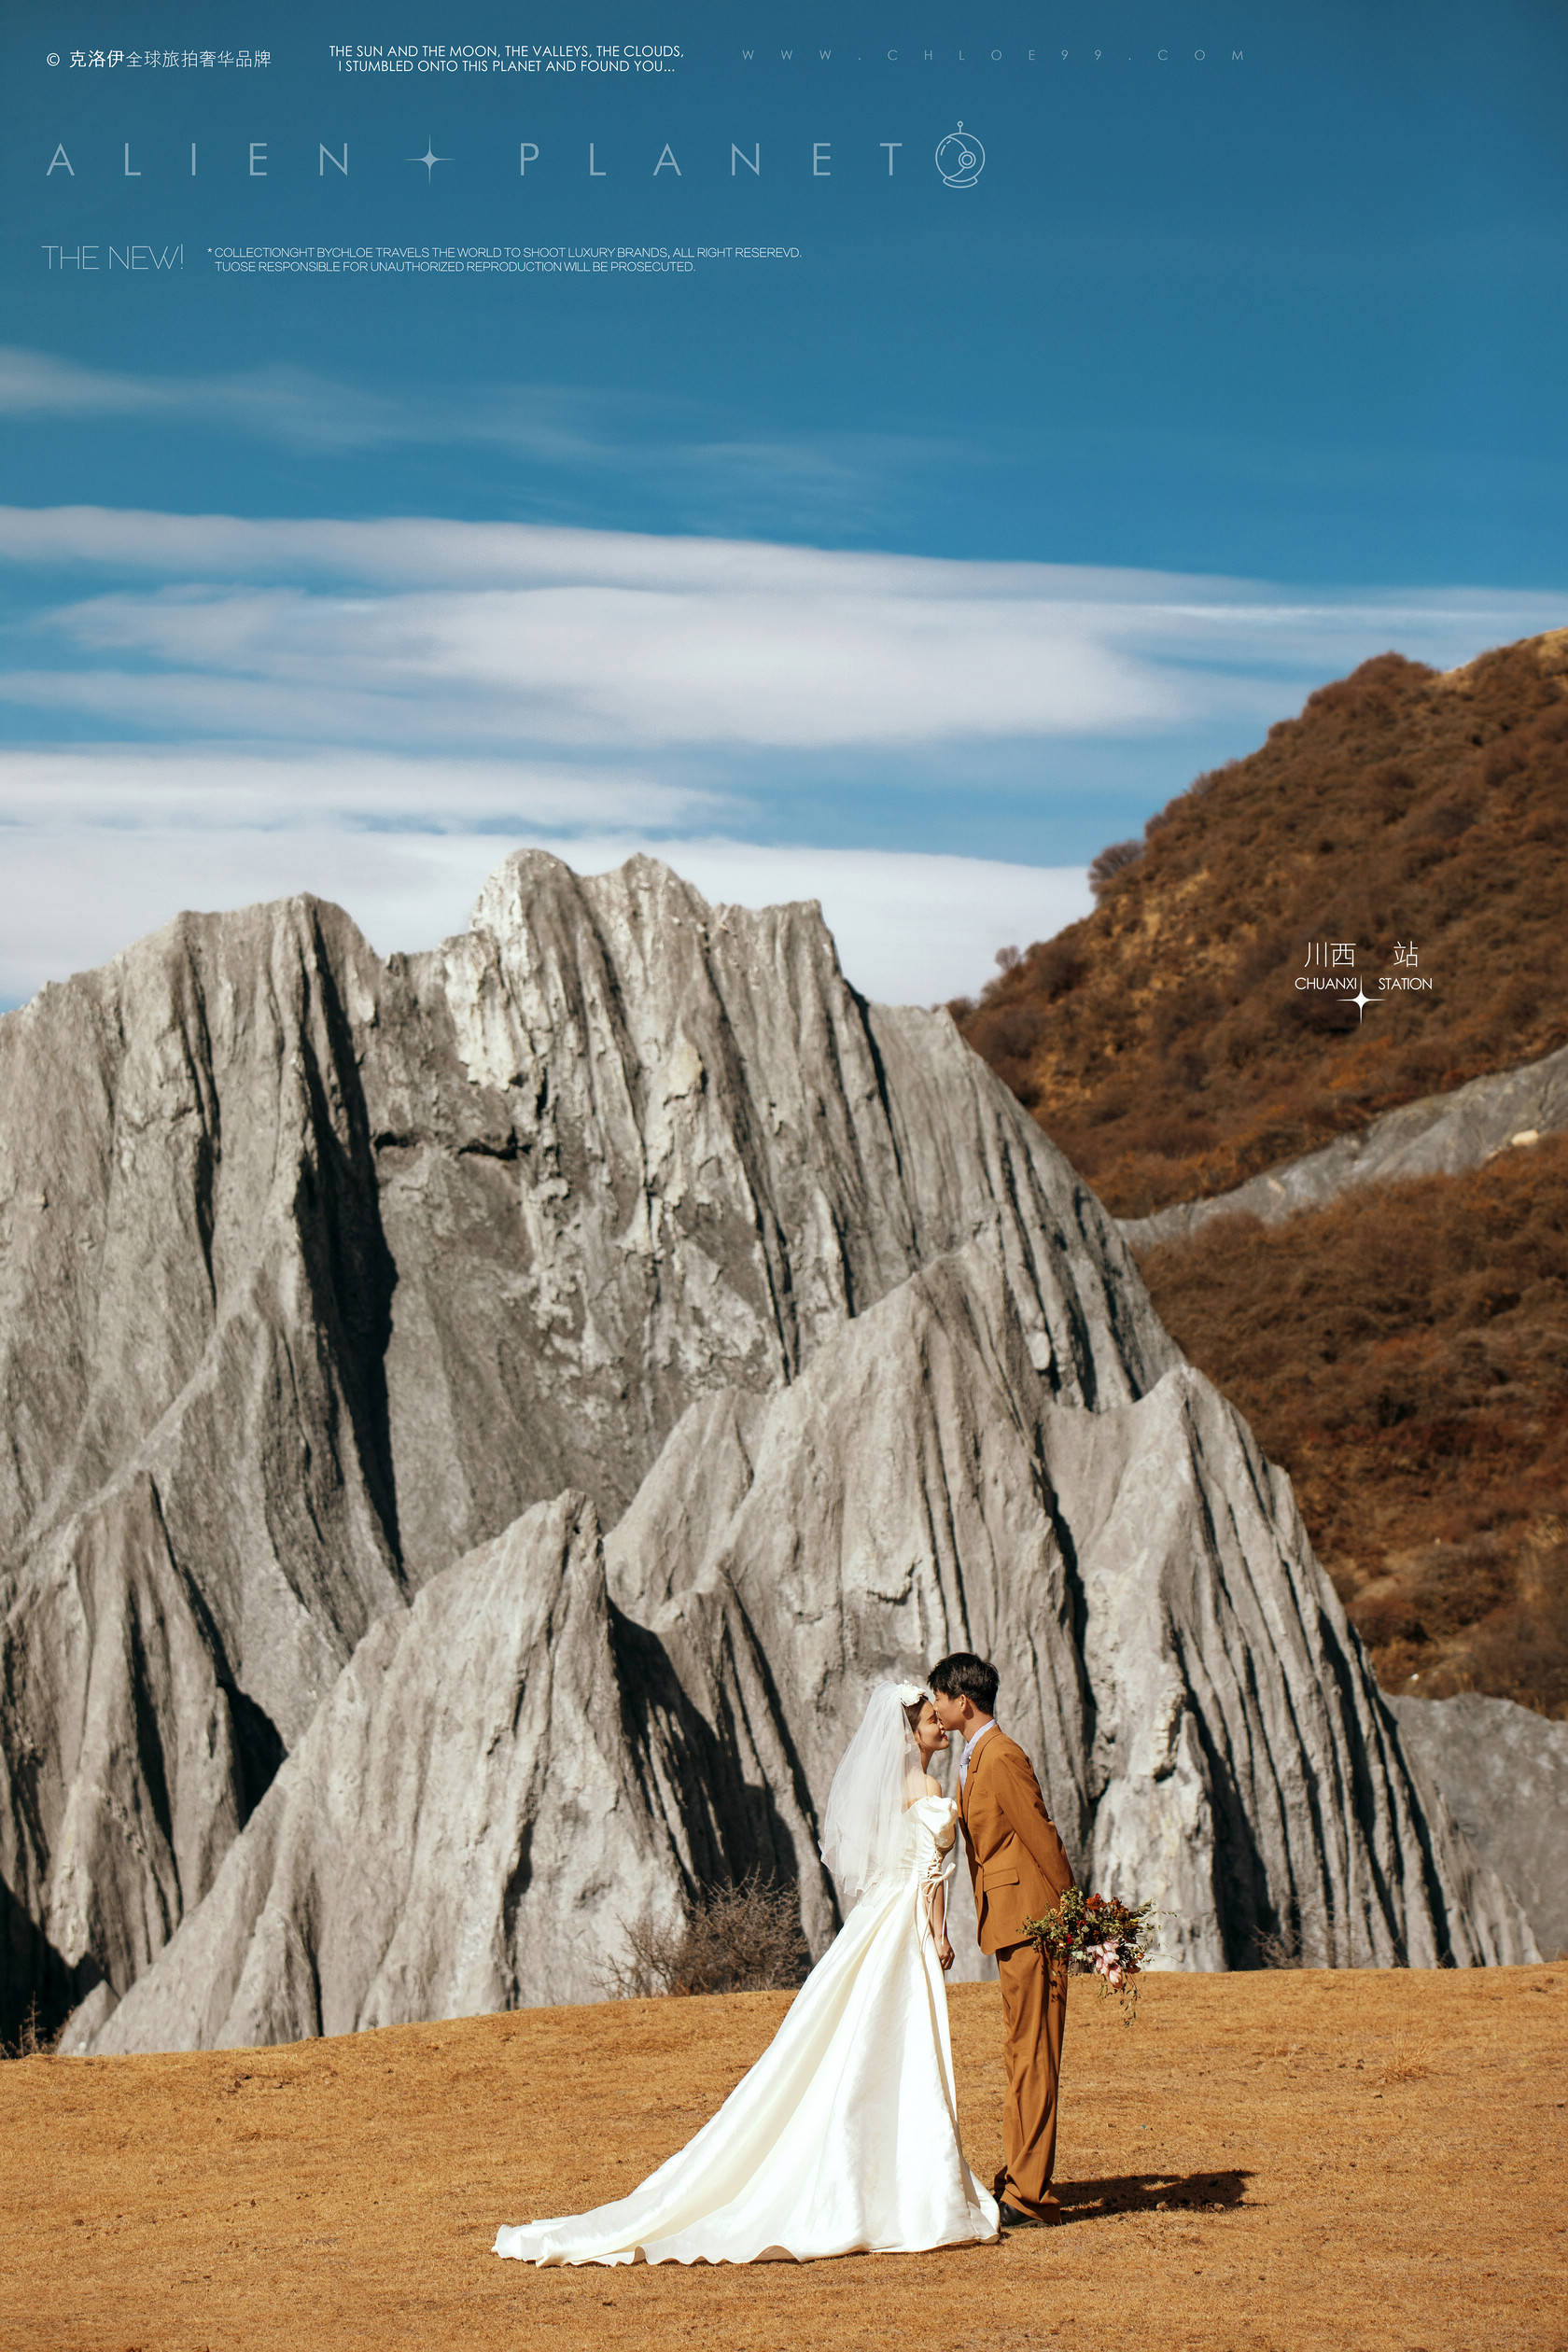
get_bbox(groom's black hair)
[929,1653,1000,1715]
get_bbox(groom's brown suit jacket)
[959,1726,1075,2219]
[959,1729,1074,1954]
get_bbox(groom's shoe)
[998,2201,1060,2230]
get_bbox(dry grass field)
[3,1969,1563,2352]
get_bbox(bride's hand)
[937,1934,955,1971]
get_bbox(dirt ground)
[2,1967,1563,2352]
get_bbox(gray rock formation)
[1120,1043,1568,1253]
[74,1231,1533,2056]
[1390,1693,1568,1962]
[3,852,1169,2039]
[72,1490,812,2053]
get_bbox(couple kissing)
[495,1649,1075,2266]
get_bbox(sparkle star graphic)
[1351,984,1377,1021]
[407,139,450,181]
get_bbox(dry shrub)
[1087,838,1144,895]
[1,2000,59,2063]
[1379,2023,1435,2084]
[1252,1926,1305,1971]
[604,1876,811,2001]
[969,1000,1047,1067]
[1027,935,1088,1001]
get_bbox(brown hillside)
[3,1973,1564,2351]
[954,629,1568,1221]
[1138,1138,1568,1718]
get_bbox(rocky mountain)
[956,629,1568,1222]
[0,850,1535,2053]
[951,631,1568,1729]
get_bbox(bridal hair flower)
[896,1681,931,1707]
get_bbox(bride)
[493,1683,1001,2265]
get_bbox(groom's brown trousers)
[958,1729,1075,2224]
[994,1939,1068,2219]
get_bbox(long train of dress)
[493,1794,1000,2264]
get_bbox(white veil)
[819,1682,930,1904]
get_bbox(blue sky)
[3,0,1566,1004]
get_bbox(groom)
[929,1652,1074,2228]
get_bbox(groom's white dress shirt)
[959,1720,997,1792]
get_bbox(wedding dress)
[493,1783,1000,2265]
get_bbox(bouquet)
[1022,1886,1159,2021]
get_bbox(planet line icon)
[935,121,986,189]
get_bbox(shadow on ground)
[1057,2169,1252,2221]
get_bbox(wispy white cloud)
[0,350,934,534]
[0,346,661,460]
[17,586,1174,748]
[0,745,720,830]
[0,500,1205,594]
[4,506,1563,756]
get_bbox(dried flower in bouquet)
[1022,1885,1160,2021]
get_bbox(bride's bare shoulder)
[922,1773,944,1798]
